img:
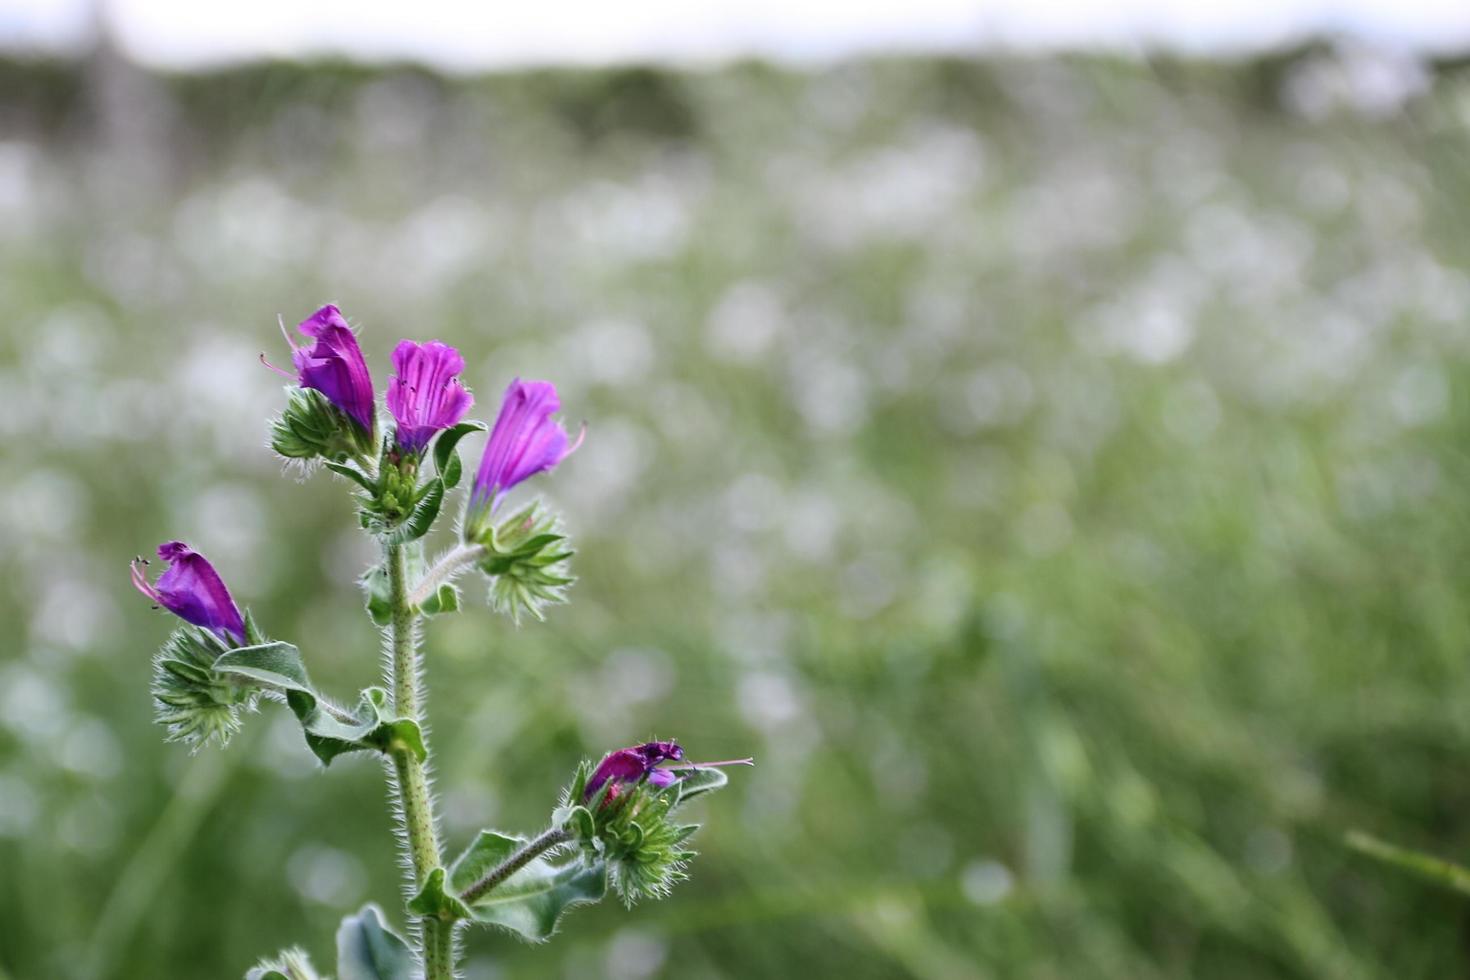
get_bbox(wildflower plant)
[134,305,750,979]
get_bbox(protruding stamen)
[260,352,295,379]
[129,558,160,603]
[567,421,588,457]
[277,314,297,351]
[662,757,755,771]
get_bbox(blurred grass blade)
[1346,831,1470,897]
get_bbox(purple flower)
[468,379,583,517]
[386,340,473,454]
[278,305,377,436]
[131,541,246,643]
[584,740,753,804]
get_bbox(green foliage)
[213,643,425,765]
[433,420,486,490]
[361,543,460,623]
[335,904,416,980]
[406,866,472,922]
[449,831,607,941]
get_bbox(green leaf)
[433,420,486,488]
[336,904,416,980]
[382,478,444,544]
[407,866,472,921]
[213,645,424,765]
[419,582,460,617]
[324,460,379,493]
[360,563,393,627]
[441,451,463,489]
[675,766,729,803]
[449,831,607,942]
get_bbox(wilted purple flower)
[267,304,377,436]
[584,740,753,804]
[131,541,246,643]
[386,340,473,454]
[468,379,583,518]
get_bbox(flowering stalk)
[384,540,453,979]
[458,827,572,905]
[137,306,745,980]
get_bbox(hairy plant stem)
[459,827,572,905]
[408,542,488,609]
[386,541,453,980]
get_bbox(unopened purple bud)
[468,379,583,522]
[386,339,473,454]
[131,541,246,643]
[283,305,377,437]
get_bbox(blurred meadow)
[4,41,1470,980]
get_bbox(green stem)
[407,543,488,609]
[458,827,572,905]
[385,541,453,979]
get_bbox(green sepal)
[407,866,473,921]
[554,804,597,843]
[151,625,255,750]
[474,502,577,624]
[324,460,378,494]
[381,478,444,545]
[449,830,607,942]
[335,904,416,980]
[433,420,485,490]
[213,644,425,765]
[270,386,375,463]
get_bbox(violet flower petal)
[131,541,246,643]
[290,305,377,436]
[469,379,581,515]
[386,339,473,454]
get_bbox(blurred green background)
[4,43,1470,979]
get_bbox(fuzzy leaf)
[419,582,460,617]
[449,831,607,942]
[433,420,486,488]
[336,904,416,980]
[213,645,424,765]
[441,451,463,490]
[675,766,730,803]
[360,563,393,627]
[407,866,472,921]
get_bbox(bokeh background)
[5,5,1470,979]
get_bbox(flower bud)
[131,541,246,643]
[564,740,751,906]
[464,379,582,541]
[265,305,378,461]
